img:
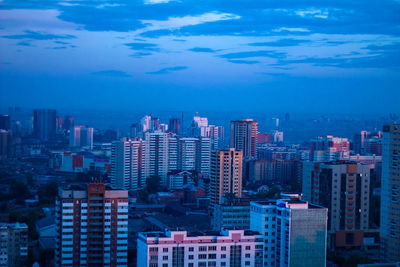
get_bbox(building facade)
[137,229,263,267]
[110,138,144,191]
[302,161,374,249]
[380,124,400,261]
[0,223,28,267]
[230,119,258,159]
[33,109,56,141]
[210,148,243,208]
[250,194,328,267]
[55,182,129,267]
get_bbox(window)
[199,246,207,252]
[208,254,216,259]
[163,248,168,252]
[221,246,226,251]
[208,246,217,251]
[221,254,226,259]
[188,264,194,267]
[149,247,158,252]
[245,246,251,250]
[163,256,168,260]
[162,264,168,267]
[188,247,194,252]
[198,254,207,259]
[150,256,158,260]
[245,261,250,266]
[245,253,250,258]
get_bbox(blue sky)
[0,0,399,113]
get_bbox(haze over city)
[1,1,400,267]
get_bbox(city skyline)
[1,0,400,112]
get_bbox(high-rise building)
[143,132,169,185]
[168,137,179,171]
[141,115,152,133]
[380,124,400,261]
[137,229,263,267]
[0,115,11,130]
[63,115,74,132]
[230,119,258,159]
[33,109,56,141]
[302,161,374,249]
[0,130,9,160]
[130,123,142,138]
[55,182,128,267]
[310,135,350,161]
[250,194,328,267]
[210,148,243,208]
[0,222,28,267]
[205,125,224,150]
[169,118,181,135]
[70,125,94,149]
[193,114,208,128]
[110,138,144,191]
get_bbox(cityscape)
[1,0,400,267]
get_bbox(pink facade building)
[137,229,263,267]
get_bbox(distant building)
[143,132,169,185]
[167,170,195,190]
[230,119,258,159]
[169,118,181,135]
[70,125,94,149]
[137,229,263,267]
[0,115,11,130]
[381,124,400,261]
[130,122,142,138]
[250,194,328,267]
[311,135,350,161]
[110,138,144,191]
[212,198,251,231]
[50,151,110,174]
[0,222,28,267]
[55,182,128,267]
[0,130,9,160]
[33,109,56,141]
[210,148,243,208]
[302,161,376,250]
[63,115,74,133]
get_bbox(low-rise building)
[137,229,263,267]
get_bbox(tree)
[9,180,31,204]
[38,180,59,205]
[146,175,161,194]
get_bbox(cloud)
[189,47,217,53]
[140,12,241,31]
[272,27,310,33]
[54,40,70,45]
[17,41,31,46]
[3,30,76,40]
[91,70,131,77]
[294,9,330,19]
[228,60,260,64]
[124,42,158,51]
[130,52,152,58]
[248,39,310,47]
[219,50,286,59]
[96,3,123,9]
[144,0,176,4]
[147,66,188,74]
